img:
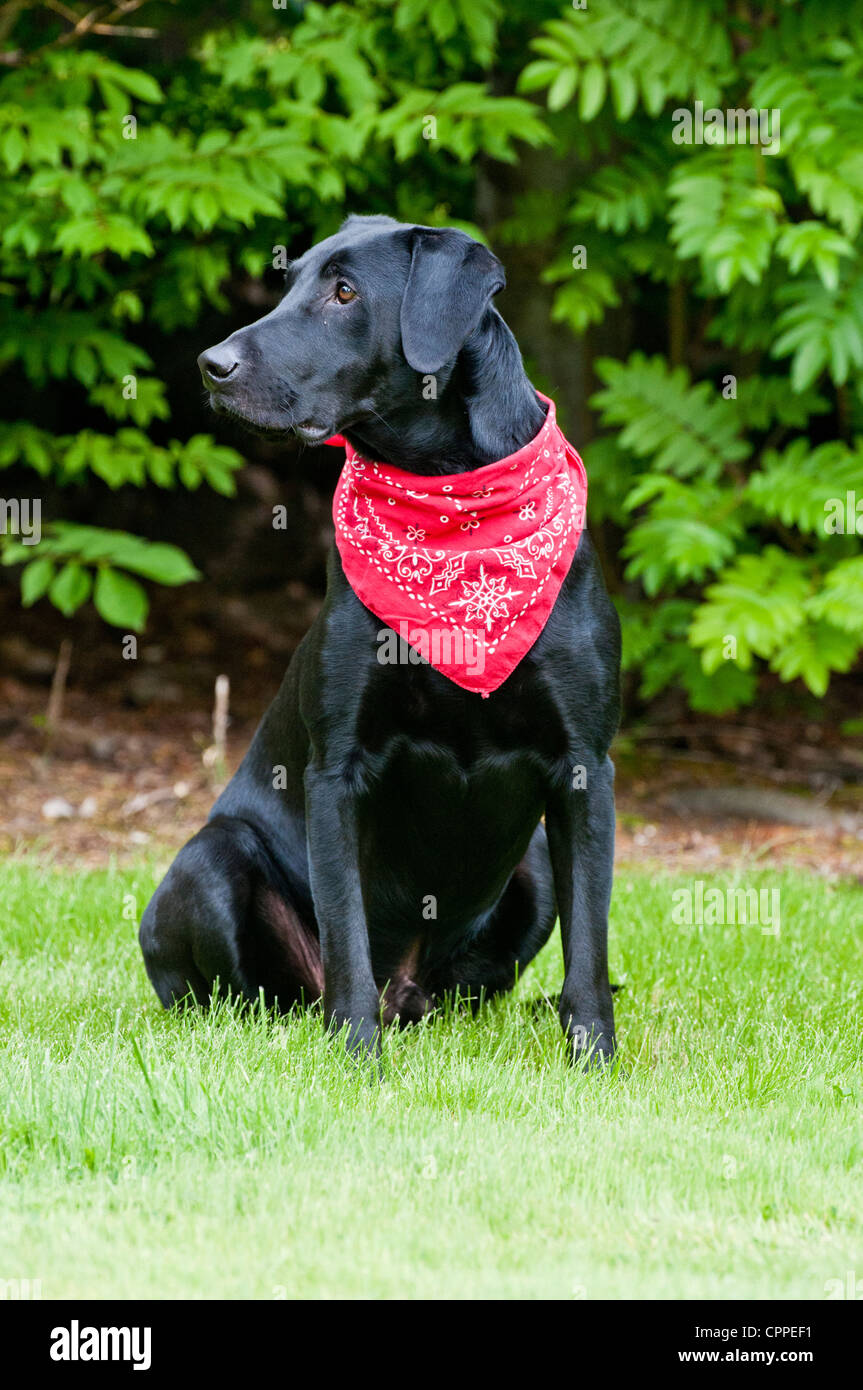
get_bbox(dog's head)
[197,215,505,442]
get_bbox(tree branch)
[0,0,159,66]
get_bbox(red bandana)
[327,393,586,696]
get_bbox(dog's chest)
[352,672,560,888]
[356,734,546,924]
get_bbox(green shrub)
[1,0,860,710]
[522,0,863,709]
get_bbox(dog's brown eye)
[335,281,357,304]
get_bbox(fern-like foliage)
[745,440,863,534]
[524,0,863,708]
[519,0,734,118]
[591,354,750,481]
[1,0,861,699]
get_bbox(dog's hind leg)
[139,815,321,1012]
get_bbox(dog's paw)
[571,1035,616,1072]
[326,1007,382,1071]
[561,1015,616,1071]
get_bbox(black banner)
[1,1299,855,1375]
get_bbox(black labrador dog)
[139,214,621,1064]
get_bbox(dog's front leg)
[545,754,617,1066]
[305,767,381,1060]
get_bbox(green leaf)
[20,557,55,606]
[622,476,743,594]
[93,567,149,631]
[806,558,863,634]
[49,562,92,617]
[578,63,606,121]
[547,67,577,112]
[769,621,859,697]
[113,542,200,585]
[772,268,863,390]
[591,353,750,481]
[746,439,863,533]
[690,549,811,671]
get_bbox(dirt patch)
[2,677,861,881]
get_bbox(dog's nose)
[198,344,239,388]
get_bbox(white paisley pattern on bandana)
[330,392,587,696]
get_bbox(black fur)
[139,215,622,1065]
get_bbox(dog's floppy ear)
[400,227,505,374]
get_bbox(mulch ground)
[2,676,861,881]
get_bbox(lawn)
[0,860,860,1300]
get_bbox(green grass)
[0,860,860,1300]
